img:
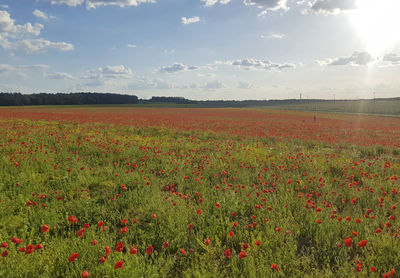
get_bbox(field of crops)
[0,107,399,277]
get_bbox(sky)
[0,0,400,100]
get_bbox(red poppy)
[188,223,193,230]
[68,253,79,262]
[25,245,34,254]
[130,246,138,255]
[91,240,98,245]
[255,240,261,246]
[1,250,8,257]
[120,227,127,234]
[204,238,211,245]
[68,215,78,223]
[224,249,231,258]
[163,241,169,248]
[115,242,124,252]
[34,244,43,250]
[1,242,8,248]
[99,257,106,263]
[242,243,249,250]
[114,260,124,270]
[146,245,153,255]
[180,248,186,255]
[196,209,203,215]
[271,264,280,272]
[77,228,86,238]
[81,270,90,278]
[228,231,234,237]
[316,219,322,224]
[351,231,358,237]
[358,240,367,247]
[41,225,49,233]
[11,237,22,244]
[370,267,377,272]
[97,221,104,228]
[239,250,247,259]
[344,237,353,247]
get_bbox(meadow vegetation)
[0,108,399,277]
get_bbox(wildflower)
[81,270,90,278]
[146,245,153,255]
[114,260,124,270]
[224,249,231,258]
[344,237,353,247]
[239,250,247,259]
[69,253,79,262]
[358,240,367,247]
[130,246,138,255]
[41,225,49,233]
[271,264,280,272]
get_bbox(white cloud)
[0,11,43,37]
[43,0,156,8]
[83,65,133,84]
[306,0,357,14]
[243,0,288,11]
[316,51,373,66]
[200,0,231,7]
[383,53,400,65]
[227,58,295,70]
[159,63,198,73]
[260,33,285,39]
[0,63,49,78]
[46,72,75,80]
[6,39,74,53]
[0,10,73,53]
[127,44,137,48]
[0,5,8,9]
[181,16,200,25]
[33,9,57,20]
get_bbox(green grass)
[0,119,399,277]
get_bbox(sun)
[350,0,400,56]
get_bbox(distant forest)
[1,93,400,111]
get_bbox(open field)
[271,99,400,116]
[0,107,399,277]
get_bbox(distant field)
[0,107,399,277]
[271,99,400,116]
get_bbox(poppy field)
[0,107,399,277]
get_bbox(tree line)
[0,93,139,106]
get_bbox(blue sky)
[1,0,400,100]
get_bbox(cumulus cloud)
[0,10,73,53]
[181,16,200,25]
[200,0,231,7]
[0,11,43,38]
[159,63,198,73]
[6,39,74,53]
[46,72,75,80]
[316,51,373,66]
[383,53,400,65]
[43,0,155,8]
[33,9,57,20]
[85,65,133,80]
[305,0,357,14]
[226,58,295,70]
[0,63,49,78]
[127,44,137,48]
[243,0,288,12]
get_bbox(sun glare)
[351,0,400,56]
